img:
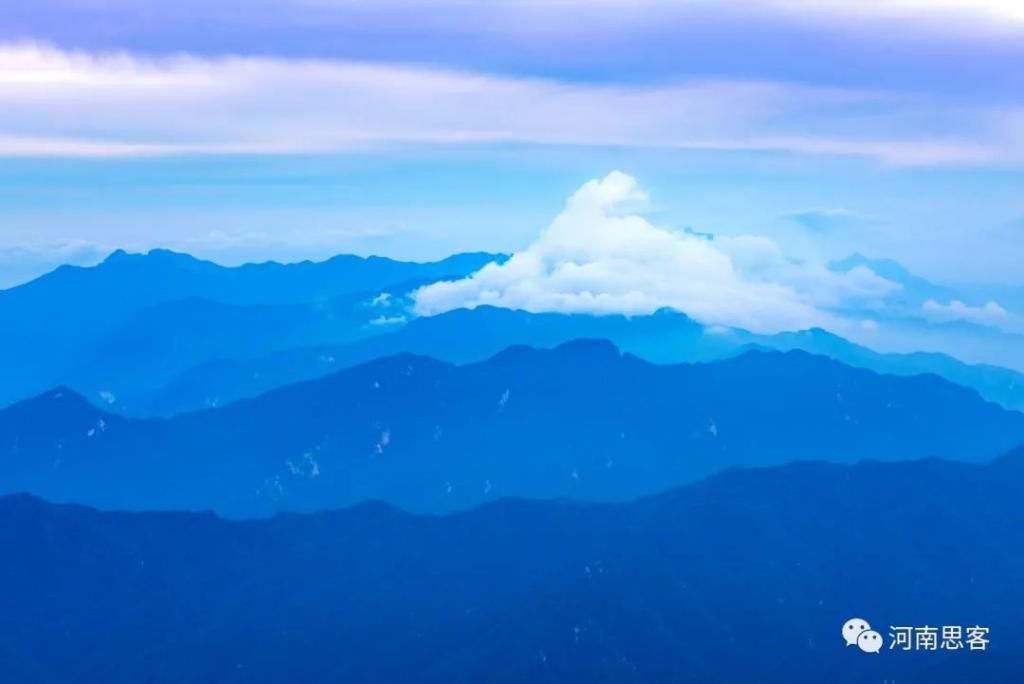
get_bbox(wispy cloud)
[786,209,882,233]
[768,0,1024,24]
[0,43,1020,166]
[923,298,1010,328]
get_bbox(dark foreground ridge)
[3,453,1024,683]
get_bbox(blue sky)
[2,0,1024,299]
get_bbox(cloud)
[786,209,881,233]
[0,43,1019,167]
[769,0,1024,24]
[16,1,1024,30]
[0,241,107,289]
[412,171,898,334]
[713,236,899,310]
[922,299,1009,327]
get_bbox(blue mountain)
[134,307,734,415]
[137,306,1024,416]
[832,252,1024,316]
[829,253,1024,372]
[4,452,1024,682]
[6,250,1024,418]
[3,342,1023,517]
[56,284,419,412]
[0,249,502,407]
[829,252,958,306]
[747,327,1024,411]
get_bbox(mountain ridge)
[4,342,1022,517]
[134,306,1024,417]
[3,454,1023,683]
[0,248,504,408]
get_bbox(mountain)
[829,253,958,306]
[829,253,1024,372]
[4,454,1024,683]
[0,248,503,310]
[4,342,1023,517]
[0,249,502,407]
[751,327,1024,411]
[834,251,1024,316]
[55,283,417,412]
[6,249,1023,417]
[134,307,736,415]
[138,306,1024,416]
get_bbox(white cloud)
[771,0,1024,24]
[0,241,107,289]
[714,237,899,310]
[412,171,898,334]
[922,299,1009,327]
[179,1,1024,26]
[0,43,1018,167]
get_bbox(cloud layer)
[923,299,1009,327]
[0,43,1020,167]
[413,172,897,334]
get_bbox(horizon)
[6,1,1024,369]
[4,2,1024,293]
[7,231,1024,374]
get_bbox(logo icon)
[842,617,871,647]
[857,629,884,654]
[843,618,882,653]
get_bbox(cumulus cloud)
[922,299,1009,327]
[412,172,898,334]
[0,43,1017,167]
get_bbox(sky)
[2,0,1024,316]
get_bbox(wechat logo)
[843,618,883,654]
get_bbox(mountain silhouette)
[0,249,502,407]
[3,453,1023,683]
[4,342,1023,516]
[55,283,421,411]
[138,306,1024,416]
[5,251,1023,418]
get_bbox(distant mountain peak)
[832,253,923,290]
[485,338,623,367]
[790,327,844,342]
[830,252,914,281]
[3,386,106,424]
[650,306,689,319]
[829,253,958,305]
[98,248,205,268]
[102,249,130,264]
[34,386,89,405]
[552,337,622,358]
[146,247,185,259]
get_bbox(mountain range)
[4,452,1023,683]
[3,249,1024,420]
[134,306,1024,417]
[3,341,1023,517]
[5,247,1024,683]
[0,249,502,408]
